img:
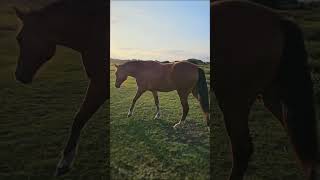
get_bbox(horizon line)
[110,57,210,62]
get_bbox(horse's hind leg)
[263,86,287,129]
[221,98,253,180]
[173,89,190,129]
[263,87,316,178]
[152,91,160,119]
[55,79,108,176]
[192,87,198,99]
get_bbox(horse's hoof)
[55,149,75,176]
[173,123,181,130]
[55,157,71,177]
[127,110,133,117]
[54,165,70,177]
[154,113,160,119]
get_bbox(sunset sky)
[111,0,210,62]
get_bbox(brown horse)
[14,0,109,176]
[114,60,209,128]
[212,1,318,179]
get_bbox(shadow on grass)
[121,117,209,169]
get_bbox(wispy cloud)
[111,0,210,61]
[111,48,209,61]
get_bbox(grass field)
[110,60,210,179]
[211,6,320,180]
[0,3,108,180]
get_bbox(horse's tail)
[197,68,209,114]
[280,18,318,169]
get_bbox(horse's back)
[212,0,285,99]
[171,61,199,90]
[138,61,199,91]
[213,0,283,62]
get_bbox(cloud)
[110,1,209,62]
[111,47,209,62]
[111,2,148,24]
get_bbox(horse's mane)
[121,60,162,69]
[41,0,67,11]
[122,60,145,67]
[29,0,68,15]
[31,0,107,15]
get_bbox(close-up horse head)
[114,64,128,88]
[11,1,109,176]
[14,7,56,84]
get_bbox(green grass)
[110,62,210,179]
[0,4,108,180]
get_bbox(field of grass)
[0,3,108,180]
[211,6,320,180]
[110,60,210,179]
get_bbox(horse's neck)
[43,4,106,52]
[127,68,140,78]
[126,62,143,78]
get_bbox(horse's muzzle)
[115,84,120,88]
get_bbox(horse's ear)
[13,7,26,20]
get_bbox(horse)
[114,60,209,128]
[14,0,109,176]
[212,1,318,179]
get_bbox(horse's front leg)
[173,90,190,129]
[128,88,145,117]
[152,91,160,119]
[220,97,253,180]
[55,79,107,176]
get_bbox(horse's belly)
[148,80,176,92]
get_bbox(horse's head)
[114,64,128,88]
[14,7,56,84]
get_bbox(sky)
[111,0,210,62]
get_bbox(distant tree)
[186,59,205,65]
